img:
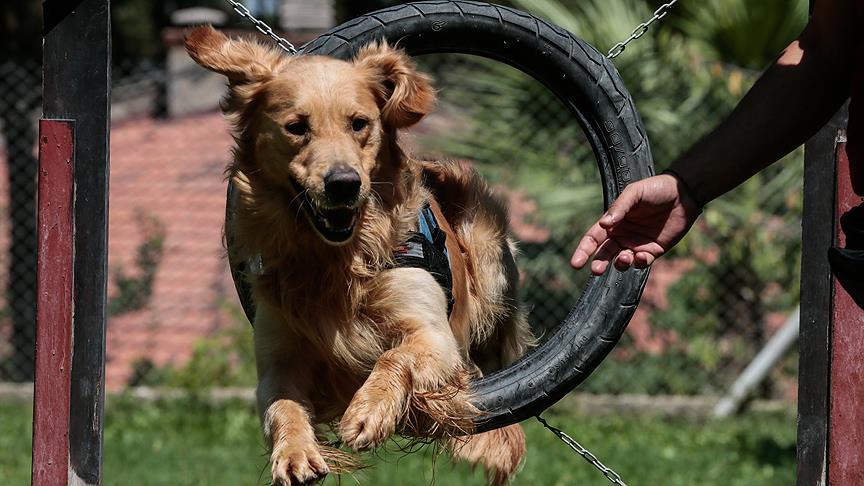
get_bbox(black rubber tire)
[229,1,653,433]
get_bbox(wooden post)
[827,138,864,484]
[34,1,111,484]
[797,104,845,486]
[797,0,864,473]
[793,1,864,481]
[31,120,75,485]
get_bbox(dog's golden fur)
[186,26,533,486]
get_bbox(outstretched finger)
[570,222,609,269]
[599,184,642,230]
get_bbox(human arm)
[571,0,856,275]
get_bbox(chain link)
[223,0,297,54]
[225,0,675,60]
[536,416,628,485]
[607,0,679,59]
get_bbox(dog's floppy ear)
[354,42,436,129]
[185,25,287,85]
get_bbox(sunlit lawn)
[1,397,795,485]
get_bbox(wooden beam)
[40,1,111,484]
[797,103,846,486]
[31,120,75,486]
[827,140,864,484]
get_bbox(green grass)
[2,397,795,485]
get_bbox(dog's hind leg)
[448,423,526,486]
[340,267,473,450]
[466,236,534,374]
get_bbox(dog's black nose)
[324,167,361,205]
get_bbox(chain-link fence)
[0,60,41,383]
[0,37,801,401]
[412,53,802,399]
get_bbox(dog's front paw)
[340,386,404,451]
[271,442,330,486]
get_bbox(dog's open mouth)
[289,177,359,244]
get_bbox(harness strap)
[390,202,455,316]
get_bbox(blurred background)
[1,1,807,484]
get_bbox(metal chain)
[536,416,628,485]
[608,0,679,59]
[223,0,297,54]
[224,0,675,60]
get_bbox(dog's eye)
[285,120,309,136]
[352,118,369,132]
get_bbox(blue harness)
[391,203,455,316]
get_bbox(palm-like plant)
[675,0,809,69]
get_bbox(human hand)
[570,173,702,275]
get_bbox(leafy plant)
[108,210,166,316]
[128,301,256,391]
[674,0,810,70]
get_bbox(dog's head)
[186,26,435,245]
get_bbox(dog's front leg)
[340,268,464,450]
[255,304,328,486]
[258,369,328,486]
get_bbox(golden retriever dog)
[186,26,533,486]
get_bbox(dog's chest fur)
[266,281,414,420]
